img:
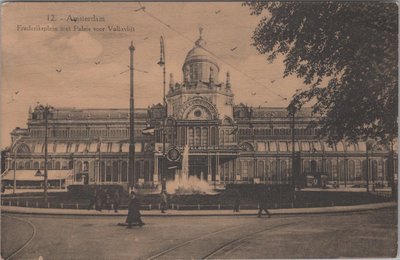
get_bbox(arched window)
[17,161,23,169]
[202,127,208,146]
[33,161,40,170]
[24,161,30,169]
[188,127,194,146]
[195,127,201,146]
[210,127,216,146]
[55,161,61,170]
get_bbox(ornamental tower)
[167,29,234,121]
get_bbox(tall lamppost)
[36,104,53,203]
[158,36,167,193]
[128,41,136,190]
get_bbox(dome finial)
[195,27,206,47]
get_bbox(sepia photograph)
[0,1,398,259]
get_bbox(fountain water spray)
[166,145,216,194]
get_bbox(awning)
[1,170,73,181]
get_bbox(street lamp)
[36,103,53,203]
[128,41,136,190]
[158,36,167,193]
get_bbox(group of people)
[87,187,120,213]
[89,185,272,228]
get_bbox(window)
[202,127,208,146]
[188,128,194,146]
[112,161,119,182]
[180,127,186,145]
[258,160,265,179]
[211,127,216,146]
[195,127,201,146]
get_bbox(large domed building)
[1,32,397,189]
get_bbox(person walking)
[112,189,120,213]
[126,191,145,228]
[160,191,168,213]
[257,189,271,218]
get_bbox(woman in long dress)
[126,191,145,227]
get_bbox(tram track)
[2,214,37,260]
[145,224,243,260]
[145,219,301,260]
[202,221,300,259]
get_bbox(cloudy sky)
[1,2,305,148]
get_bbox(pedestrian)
[126,191,145,228]
[160,191,168,213]
[233,189,240,212]
[100,188,111,211]
[87,186,97,210]
[113,189,120,213]
[257,189,271,218]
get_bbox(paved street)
[1,208,397,259]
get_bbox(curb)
[1,202,396,217]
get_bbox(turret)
[209,66,215,85]
[169,73,175,91]
[226,71,231,89]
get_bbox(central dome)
[183,32,220,84]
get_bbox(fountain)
[166,145,217,195]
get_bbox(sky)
[1,2,305,148]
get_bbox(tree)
[245,2,398,146]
